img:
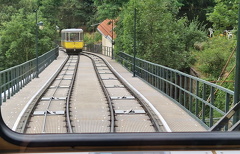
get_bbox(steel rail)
[82,52,163,132]
[82,53,115,133]
[42,97,54,133]
[41,55,78,133]
[86,54,161,132]
[13,56,69,133]
[42,56,70,133]
[66,55,80,133]
[105,60,166,132]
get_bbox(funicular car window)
[70,33,79,41]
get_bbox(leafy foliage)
[93,0,129,20]
[0,0,96,70]
[0,1,51,70]
[207,0,238,30]
[0,0,238,77]
[84,32,101,45]
[57,0,95,28]
[115,0,207,70]
[178,0,215,26]
[0,8,55,69]
[194,36,236,79]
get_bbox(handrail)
[90,44,235,130]
[0,47,59,105]
[210,102,240,131]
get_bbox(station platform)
[1,50,207,132]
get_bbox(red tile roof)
[97,19,116,40]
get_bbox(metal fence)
[87,44,112,57]
[0,47,59,105]
[115,52,235,129]
[91,44,235,129]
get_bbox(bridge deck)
[1,50,207,132]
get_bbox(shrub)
[195,36,236,78]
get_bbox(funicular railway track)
[15,55,79,133]
[14,51,166,134]
[81,52,165,132]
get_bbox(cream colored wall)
[101,36,114,57]
[102,36,112,47]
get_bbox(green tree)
[115,0,207,70]
[57,0,95,28]
[40,0,63,25]
[207,0,238,31]
[0,8,55,69]
[93,0,129,20]
[0,1,18,27]
[0,0,98,70]
[196,36,236,78]
[178,0,215,26]
[0,10,35,68]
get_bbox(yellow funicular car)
[61,28,84,54]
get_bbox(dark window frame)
[1,109,240,152]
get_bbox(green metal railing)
[87,44,112,57]
[0,47,59,105]
[91,44,235,129]
[115,52,234,129]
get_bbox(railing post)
[210,87,215,127]
[0,47,58,104]
[179,75,183,105]
[189,78,193,112]
[184,76,187,107]
[116,51,235,128]
[0,89,2,105]
[202,84,206,123]
[7,72,10,99]
[133,7,137,77]
[233,2,240,123]
[195,81,200,117]
[0,74,2,105]
[225,93,230,130]
[174,73,178,100]
[16,67,19,92]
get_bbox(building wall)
[101,36,114,57]
[102,36,112,47]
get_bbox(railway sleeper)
[105,85,124,88]
[115,109,146,114]
[33,110,65,115]
[110,96,135,100]
[41,97,67,101]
